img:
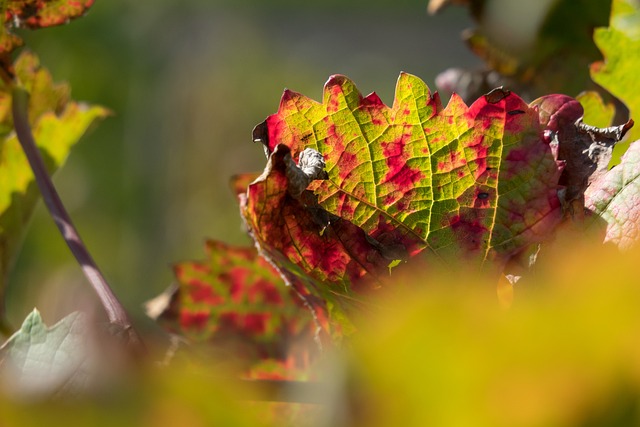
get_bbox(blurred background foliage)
[5,0,480,327]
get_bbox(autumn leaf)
[148,240,320,379]
[241,73,576,331]
[0,52,108,312]
[0,0,95,57]
[240,144,392,332]
[252,73,563,273]
[585,139,640,249]
[591,0,640,159]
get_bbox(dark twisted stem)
[11,87,144,353]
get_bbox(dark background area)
[6,0,479,326]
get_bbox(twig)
[11,86,145,354]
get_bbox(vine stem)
[11,86,145,354]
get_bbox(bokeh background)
[5,0,480,327]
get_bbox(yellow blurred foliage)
[3,234,640,426]
[347,237,640,427]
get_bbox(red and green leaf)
[150,240,320,379]
[240,144,391,332]
[252,73,563,273]
[1,0,95,57]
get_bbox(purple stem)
[11,87,144,352]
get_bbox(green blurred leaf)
[0,51,108,307]
[591,0,640,160]
[0,309,89,397]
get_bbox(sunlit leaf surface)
[248,74,562,298]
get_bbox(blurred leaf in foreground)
[0,51,108,317]
[0,309,90,398]
[344,239,640,427]
[149,240,320,380]
[591,0,640,159]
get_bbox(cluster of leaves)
[151,0,640,382]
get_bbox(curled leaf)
[532,94,632,208]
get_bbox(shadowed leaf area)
[151,240,320,380]
[246,73,566,321]
[430,0,612,101]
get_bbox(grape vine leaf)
[148,240,320,379]
[0,309,90,398]
[247,73,564,318]
[585,140,640,249]
[591,0,640,149]
[0,52,108,307]
[0,0,95,58]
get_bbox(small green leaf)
[0,309,89,397]
[591,0,640,161]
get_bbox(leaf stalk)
[10,86,145,354]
